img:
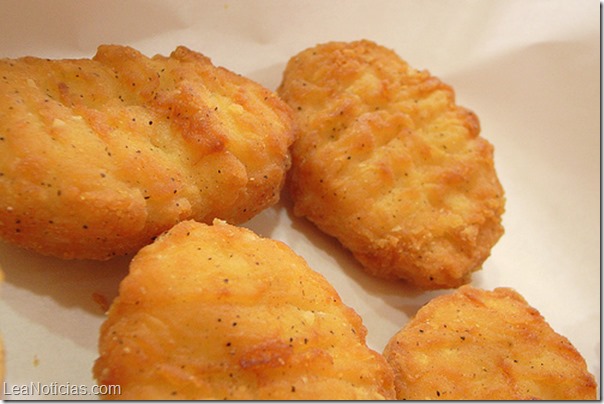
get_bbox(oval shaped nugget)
[94,220,395,400]
[277,40,505,289]
[383,286,597,400]
[0,45,296,260]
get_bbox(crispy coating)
[0,45,296,260]
[277,40,505,289]
[383,286,597,400]
[93,220,395,400]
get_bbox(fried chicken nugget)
[0,45,296,260]
[277,40,505,289]
[93,219,395,400]
[383,286,597,400]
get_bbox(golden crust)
[277,40,505,289]
[93,220,395,400]
[383,286,597,400]
[0,45,296,260]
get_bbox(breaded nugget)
[277,40,505,289]
[93,220,395,400]
[383,286,597,400]
[0,45,296,260]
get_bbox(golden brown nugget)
[0,45,296,260]
[277,40,505,289]
[94,220,395,400]
[383,286,597,400]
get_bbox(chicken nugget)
[93,219,395,400]
[383,286,597,400]
[0,45,296,260]
[277,40,505,289]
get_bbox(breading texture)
[383,286,597,400]
[277,40,505,289]
[0,45,296,260]
[93,219,395,400]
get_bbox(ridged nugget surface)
[278,40,505,289]
[0,45,296,260]
[94,220,395,400]
[383,286,597,400]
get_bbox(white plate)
[0,0,599,399]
